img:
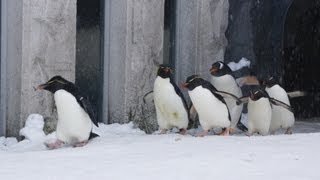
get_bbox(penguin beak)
[210,67,218,74]
[181,83,188,88]
[35,83,48,91]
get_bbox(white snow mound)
[228,57,251,71]
[19,114,46,141]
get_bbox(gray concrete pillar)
[1,0,76,137]
[103,0,164,132]
[175,0,229,83]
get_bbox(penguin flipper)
[214,90,242,104]
[89,132,99,140]
[287,91,307,98]
[237,96,250,105]
[79,97,99,127]
[269,98,294,113]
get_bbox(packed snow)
[228,57,251,71]
[1,113,320,180]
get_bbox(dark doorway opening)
[283,0,320,118]
[163,0,176,69]
[76,0,103,122]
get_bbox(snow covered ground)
[1,120,320,180]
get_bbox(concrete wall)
[1,0,76,137]
[175,0,229,100]
[103,0,164,132]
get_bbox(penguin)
[153,64,189,134]
[210,61,244,132]
[181,75,231,137]
[263,76,295,134]
[246,89,272,136]
[36,76,99,149]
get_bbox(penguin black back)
[210,61,233,77]
[250,88,270,101]
[183,75,231,121]
[37,75,99,127]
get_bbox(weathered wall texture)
[2,0,76,136]
[175,0,229,84]
[103,0,164,132]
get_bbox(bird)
[263,76,295,134]
[245,88,272,136]
[209,61,245,133]
[182,75,231,137]
[153,64,189,134]
[36,75,99,149]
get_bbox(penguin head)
[263,76,277,88]
[36,76,72,93]
[181,75,203,90]
[157,64,173,78]
[210,61,232,76]
[249,89,269,101]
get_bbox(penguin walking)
[246,89,272,136]
[153,65,189,134]
[36,76,99,149]
[263,77,295,134]
[182,75,230,137]
[210,61,244,132]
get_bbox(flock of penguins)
[35,61,302,149]
[153,62,299,137]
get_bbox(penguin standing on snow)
[182,75,231,137]
[263,77,295,134]
[210,61,244,132]
[245,89,272,136]
[36,76,99,149]
[153,65,189,134]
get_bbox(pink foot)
[218,128,230,136]
[45,139,64,150]
[285,127,293,135]
[73,141,88,148]
[196,130,208,137]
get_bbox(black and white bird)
[210,61,244,132]
[263,77,295,134]
[182,75,231,137]
[246,89,272,136]
[36,76,99,149]
[153,65,189,134]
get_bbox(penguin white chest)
[266,85,295,131]
[211,75,243,128]
[153,77,188,129]
[247,98,272,135]
[188,86,230,130]
[54,90,92,143]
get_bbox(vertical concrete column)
[175,0,229,82]
[103,0,164,132]
[1,0,76,136]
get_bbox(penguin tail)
[89,132,99,140]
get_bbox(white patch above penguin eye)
[219,62,224,69]
[188,76,200,83]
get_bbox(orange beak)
[210,67,218,74]
[180,82,188,88]
[34,84,47,91]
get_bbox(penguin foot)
[45,139,64,150]
[179,128,187,135]
[285,128,293,135]
[196,130,208,137]
[73,140,88,148]
[218,128,230,136]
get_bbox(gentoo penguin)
[153,64,189,134]
[182,75,230,136]
[263,77,295,134]
[210,61,244,132]
[246,89,272,136]
[36,76,99,149]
